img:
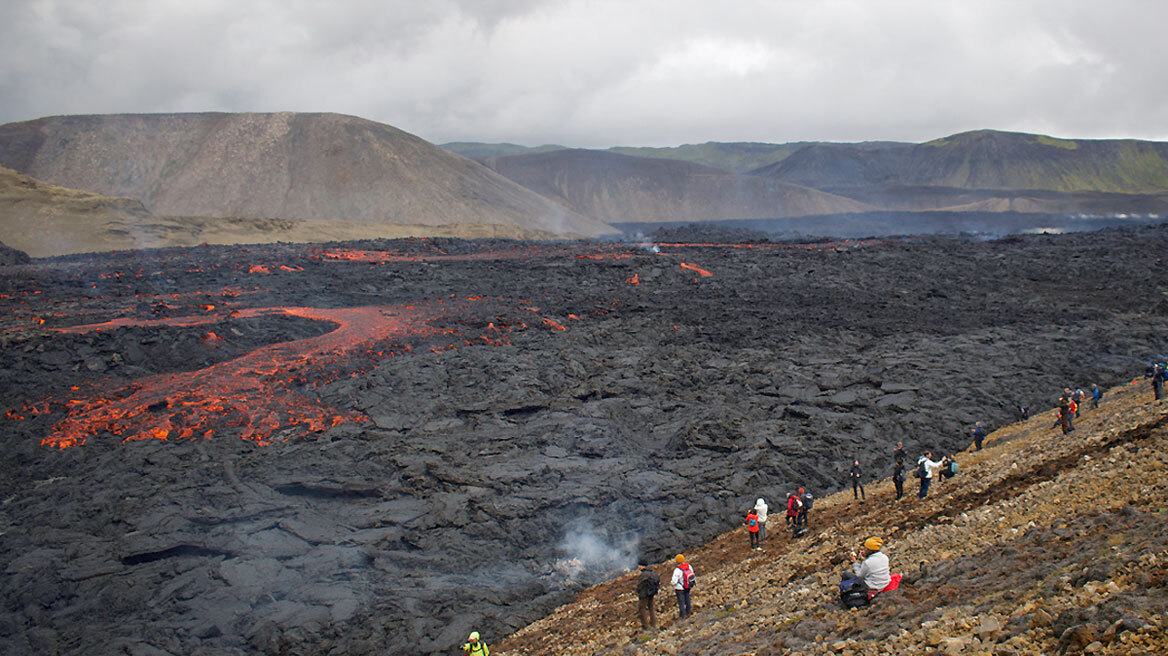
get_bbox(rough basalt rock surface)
[1,227,1167,655]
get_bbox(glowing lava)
[41,305,435,449]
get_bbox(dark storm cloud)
[1,0,1166,147]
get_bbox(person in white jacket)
[753,498,768,546]
[847,537,891,592]
[917,451,943,498]
[670,554,695,619]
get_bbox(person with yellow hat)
[461,630,489,656]
[842,537,891,595]
[670,554,695,619]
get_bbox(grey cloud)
[1,0,1166,146]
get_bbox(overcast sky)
[2,0,1166,148]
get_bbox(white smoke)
[628,231,660,253]
[553,521,640,582]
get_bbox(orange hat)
[675,554,685,563]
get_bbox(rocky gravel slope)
[500,380,1168,655]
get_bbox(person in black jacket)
[892,461,905,500]
[970,422,986,450]
[635,562,659,630]
[849,460,865,501]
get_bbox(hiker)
[461,631,489,656]
[635,561,660,630]
[1057,395,1072,434]
[849,460,865,501]
[671,555,695,619]
[936,455,958,487]
[892,460,906,500]
[753,497,768,545]
[1018,404,1030,421]
[785,492,801,527]
[842,537,891,595]
[970,422,986,451]
[798,487,814,527]
[1067,393,1078,431]
[745,507,761,550]
[1154,364,1166,401]
[893,441,906,467]
[916,451,943,498]
[1073,388,1085,417]
[1091,384,1102,409]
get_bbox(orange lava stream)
[41,305,433,449]
[679,262,714,277]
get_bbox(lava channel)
[40,305,437,449]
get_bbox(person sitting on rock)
[461,631,489,656]
[842,537,891,593]
[839,537,899,606]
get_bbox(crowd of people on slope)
[466,375,1154,644]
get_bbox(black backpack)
[637,572,659,598]
[839,580,870,608]
[914,461,926,479]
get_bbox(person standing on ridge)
[971,422,986,451]
[849,460,865,501]
[1154,364,1166,401]
[1073,388,1085,417]
[745,507,761,550]
[753,497,768,546]
[892,459,906,500]
[635,561,660,631]
[1091,383,1103,409]
[671,555,695,619]
[461,631,489,656]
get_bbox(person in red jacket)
[745,508,760,550]
[786,492,801,527]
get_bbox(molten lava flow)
[626,273,640,285]
[41,305,437,449]
[679,262,713,277]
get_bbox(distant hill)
[0,165,568,258]
[479,149,871,222]
[440,142,568,159]
[755,129,1168,194]
[0,113,616,238]
[443,140,910,174]
[608,141,909,174]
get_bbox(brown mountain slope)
[0,166,564,257]
[0,113,616,238]
[500,380,1168,655]
[480,149,872,223]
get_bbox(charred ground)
[1,227,1167,655]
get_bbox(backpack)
[802,493,814,510]
[948,460,959,475]
[839,580,870,608]
[683,568,696,590]
[894,467,906,483]
[914,461,926,479]
[637,572,659,598]
[749,517,757,528]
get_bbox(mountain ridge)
[0,112,617,238]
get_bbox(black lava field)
[2,227,1167,655]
